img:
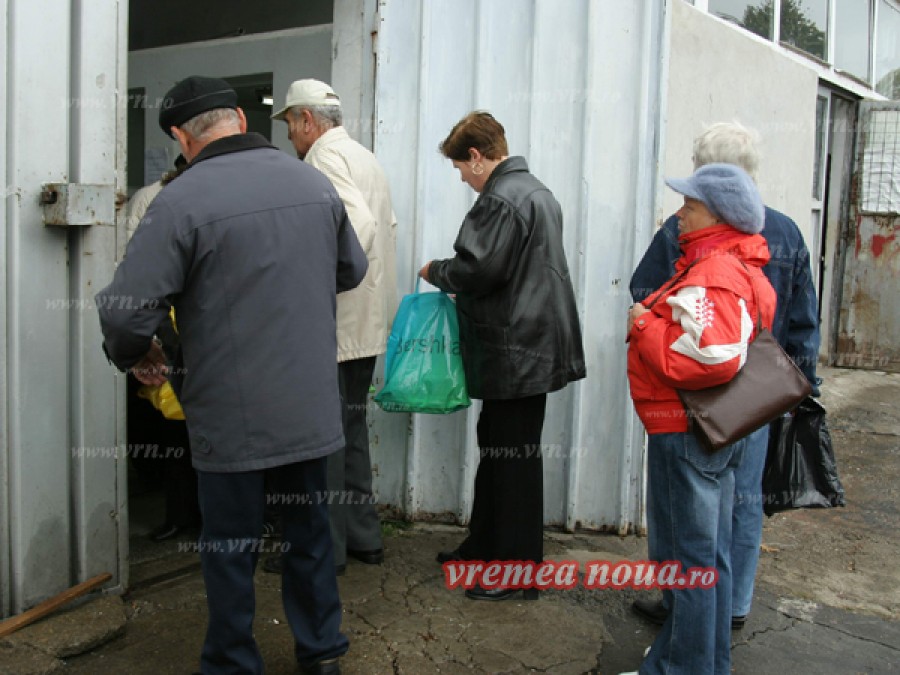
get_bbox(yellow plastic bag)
[137,308,184,420]
[138,381,185,420]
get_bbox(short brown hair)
[439,111,508,161]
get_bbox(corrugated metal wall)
[367,0,668,532]
[1,0,125,616]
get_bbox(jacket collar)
[677,224,770,269]
[189,132,276,167]
[308,126,350,154]
[483,156,528,192]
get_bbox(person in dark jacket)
[96,76,368,675]
[418,111,586,601]
[629,122,820,635]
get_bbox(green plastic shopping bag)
[375,288,471,414]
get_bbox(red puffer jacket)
[627,225,777,434]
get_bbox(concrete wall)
[663,0,819,242]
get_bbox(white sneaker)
[617,645,651,674]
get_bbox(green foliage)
[742,0,825,58]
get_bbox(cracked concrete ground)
[2,366,899,674]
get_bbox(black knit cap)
[158,76,238,138]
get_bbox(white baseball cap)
[271,79,341,120]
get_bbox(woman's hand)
[627,303,649,334]
[418,261,431,282]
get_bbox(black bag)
[762,396,846,516]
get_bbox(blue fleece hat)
[665,163,765,234]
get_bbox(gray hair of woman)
[692,121,761,181]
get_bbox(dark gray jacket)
[428,157,586,399]
[97,133,368,472]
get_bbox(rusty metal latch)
[40,183,115,227]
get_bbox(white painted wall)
[128,26,333,180]
[663,0,819,243]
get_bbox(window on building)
[813,95,828,199]
[835,0,871,79]
[704,0,900,95]
[709,0,774,40]
[876,0,900,98]
[780,0,828,60]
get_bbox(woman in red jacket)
[625,164,776,675]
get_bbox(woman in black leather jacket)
[419,111,585,600]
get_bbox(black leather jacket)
[429,157,586,399]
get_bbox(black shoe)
[262,554,283,574]
[464,585,539,601]
[436,548,463,564]
[148,522,183,542]
[632,598,667,626]
[261,520,281,539]
[298,657,341,675]
[347,548,384,565]
[262,554,345,577]
[632,598,747,630]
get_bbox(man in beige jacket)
[273,79,398,572]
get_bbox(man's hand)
[130,340,169,386]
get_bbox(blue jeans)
[640,430,754,675]
[646,426,769,621]
[732,427,768,617]
[196,458,349,674]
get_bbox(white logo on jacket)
[666,286,753,368]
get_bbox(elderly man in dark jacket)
[97,76,367,675]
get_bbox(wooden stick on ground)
[0,572,113,638]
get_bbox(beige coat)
[305,126,398,362]
[125,180,164,242]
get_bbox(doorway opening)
[124,0,336,580]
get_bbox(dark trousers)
[196,458,348,674]
[127,373,200,528]
[327,356,382,567]
[459,394,548,563]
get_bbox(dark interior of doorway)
[125,72,276,572]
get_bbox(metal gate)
[1,0,126,617]
[834,101,900,372]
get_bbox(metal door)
[834,101,900,372]
[1,0,126,617]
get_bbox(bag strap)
[732,257,765,334]
[644,256,766,335]
[643,260,698,311]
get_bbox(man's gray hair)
[290,104,343,129]
[180,108,241,140]
[692,121,761,182]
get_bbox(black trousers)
[127,373,200,528]
[459,393,548,563]
[327,356,381,566]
